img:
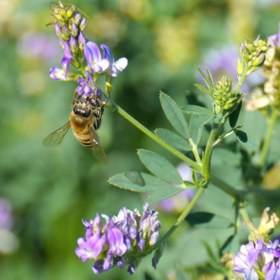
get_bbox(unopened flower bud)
[237,59,244,77]
[70,36,79,54]
[72,12,82,25]
[71,21,78,37]
[79,18,87,31]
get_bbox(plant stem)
[202,124,219,179]
[154,186,206,247]
[258,106,279,167]
[110,100,202,173]
[189,138,202,165]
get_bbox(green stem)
[239,208,250,223]
[110,101,202,173]
[234,67,248,94]
[189,138,202,165]
[153,186,206,247]
[202,124,219,179]
[258,106,279,167]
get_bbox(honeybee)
[43,92,106,160]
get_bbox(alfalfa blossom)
[234,239,280,280]
[75,204,161,274]
[245,26,280,111]
[49,1,88,79]
[233,208,280,279]
[49,1,128,100]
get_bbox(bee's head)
[73,102,92,118]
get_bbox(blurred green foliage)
[1,0,280,279]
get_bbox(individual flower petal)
[49,66,68,80]
[101,44,128,77]
[111,58,128,77]
[87,231,105,259]
[76,71,98,98]
[75,238,94,262]
[84,42,110,74]
[60,40,73,77]
[107,226,127,256]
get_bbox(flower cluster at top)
[246,27,280,111]
[49,1,128,98]
[197,37,267,116]
[233,208,280,280]
[75,204,161,274]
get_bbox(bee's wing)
[43,121,71,147]
[91,128,107,163]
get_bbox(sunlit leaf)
[137,149,183,185]
[124,171,145,186]
[184,105,214,127]
[109,172,171,193]
[148,186,184,203]
[155,128,191,151]
[159,92,189,138]
[184,105,213,144]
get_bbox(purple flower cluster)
[0,198,13,230]
[75,204,161,274]
[49,2,127,99]
[234,239,280,279]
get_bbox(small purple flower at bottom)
[75,204,161,274]
[234,239,280,279]
[76,71,100,98]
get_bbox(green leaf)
[124,171,145,186]
[236,130,248,143]
[197,68,211,90]
[148,186,184,203]
[109,172,171,193]
[195,83,209,94]
[184,105,213,143]
[184,105,214,125]
[155,128,191,151]
[229,102,242,128]
[185,212,233,228]
[159,92,189,138]
[138,149,183,185]
[109,172,185,202]
[152,244,165,269]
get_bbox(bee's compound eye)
[73,107,91,117]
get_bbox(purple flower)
[84,42,110,74]
[84,42,128,77]
[234,239,280,279]
[75,204,161,274]
[234,240,264,279]
[76,71,100,98]
[60,40,73,77]
[0,198,18,255]
[0,199,12,230]
[17,32,60,62]
[267,26,280,49]
[101,44,128,77]
[49,66,75,81]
